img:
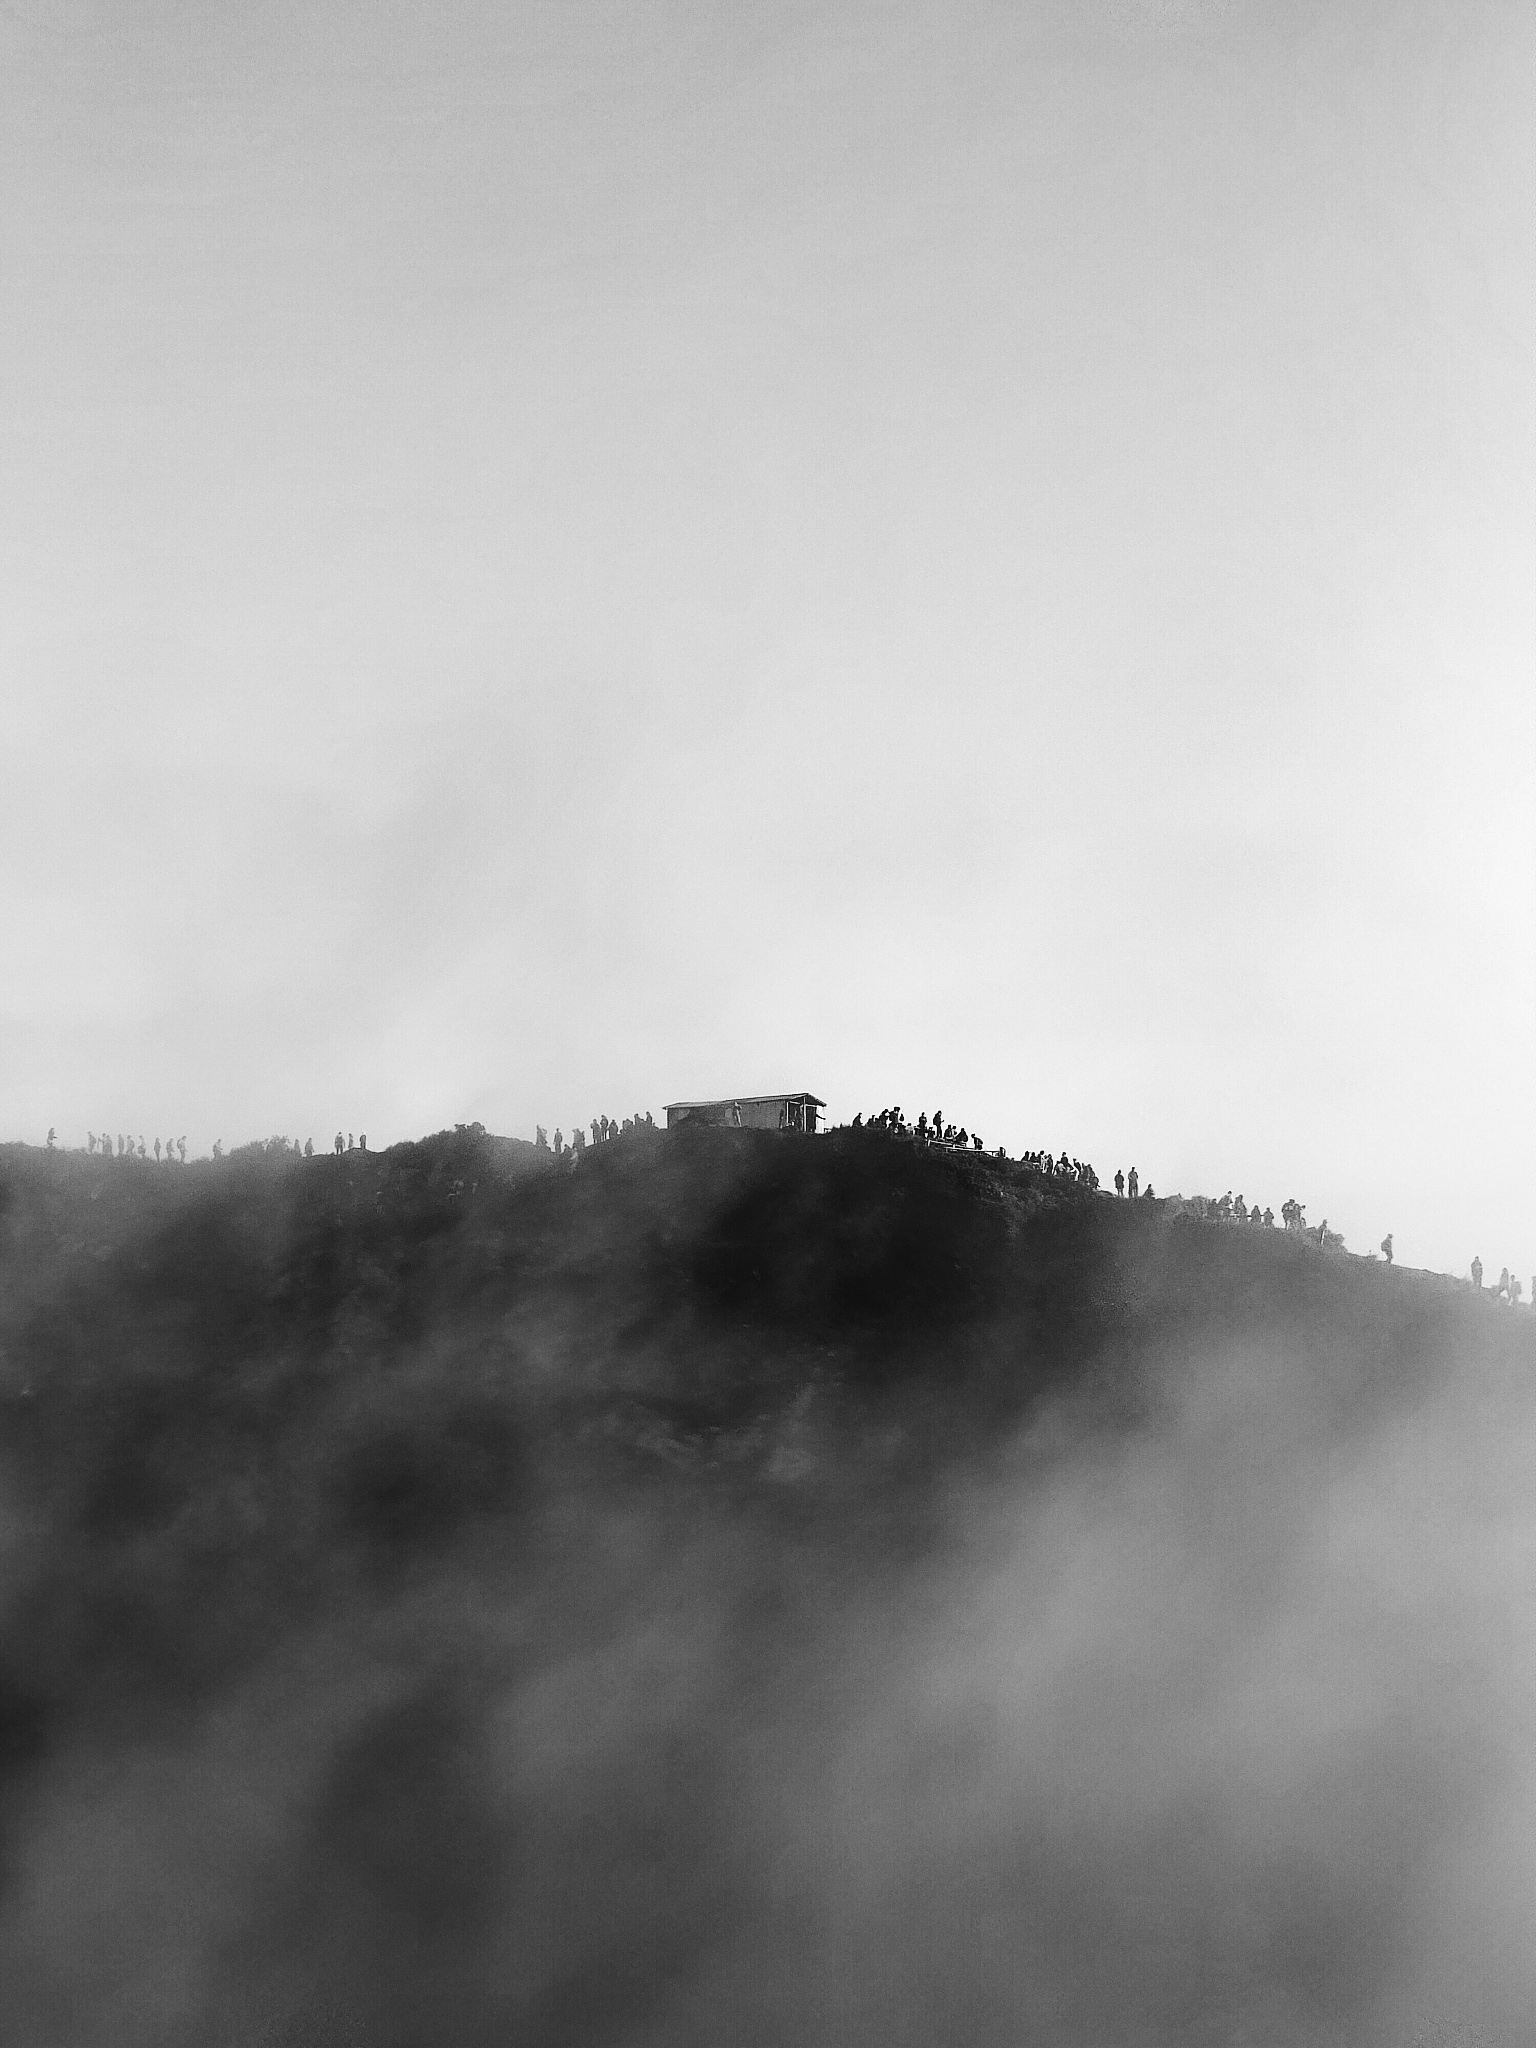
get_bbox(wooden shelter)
[663,1092,824,1134]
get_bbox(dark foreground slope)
[0,1131,1531,2047]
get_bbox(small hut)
[664,1092,824,1134]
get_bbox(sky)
[2,0,1532,1277]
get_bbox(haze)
[2,0,1532,1277]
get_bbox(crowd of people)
[85,1132,187,1164]
[536,1111,657,1158]
[1023,1150,1100,1188]
[1469,1257,1528,1305]
[857,1107,994,1154]
[852,1109,1101,1186]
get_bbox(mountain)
[0,1127,1529,2047]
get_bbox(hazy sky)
[3,0,1532,1275]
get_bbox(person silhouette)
[1471,1256,1483,1290]
[335,1132,344,1156]
[1127,1167,1139,1199]
[1381,1234,1393,1264]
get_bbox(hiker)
[1235,1195,1248,1223]
[1498,1266,1510,1301]
[1471,1256,1483,1290]
[553,1129,564,1156]
[1114,1169,1124,1197]
[177,1137,186,1163]
[334,1131,344,1155]
[347,1133,355,1152]
[1512,1277,1524,1304]
[154,1138,161,1162]
[1381,1234,1393,1264]
[1127,1167,1139,1199]
[1318,1219,1328,1248]
[304,1138,313,1157]
[535,1125,548,1149]
[359,1134,367,1152]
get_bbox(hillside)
[0,1128,1531,2047]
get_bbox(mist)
[0,1131,1529,2046]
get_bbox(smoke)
[0,1146,1530,2045]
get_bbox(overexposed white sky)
[2,0,1532,1276]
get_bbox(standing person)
[1114,1169,1125,1197]
[1380,1234,1393,1264]
[1471,1256,1483,1290]
[1127,1167,1139,1199]
[335,1132,344,1155]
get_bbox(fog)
[0,1141,1530,2045]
